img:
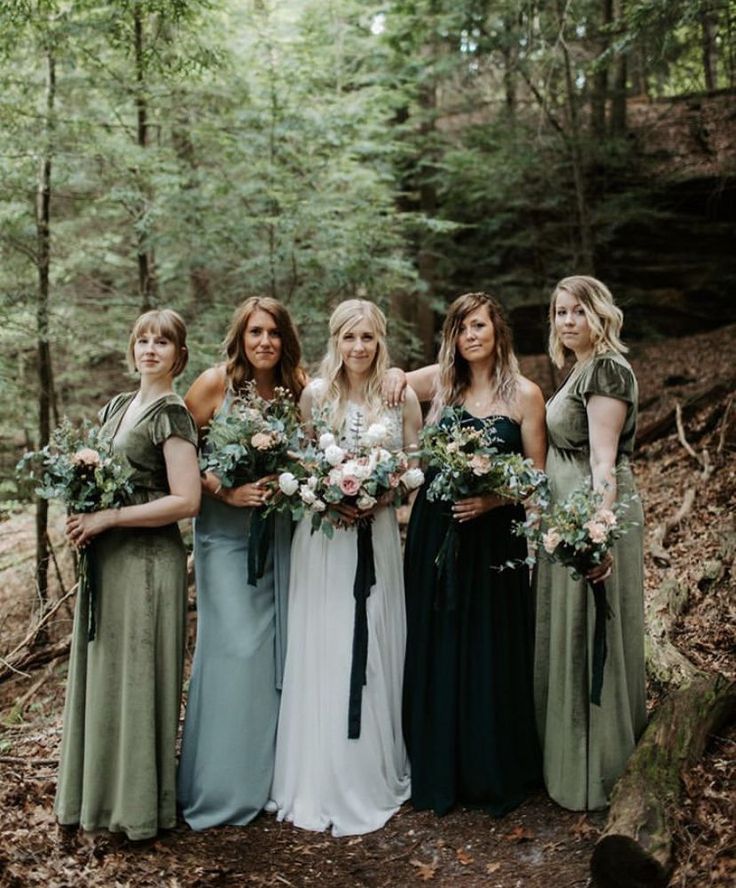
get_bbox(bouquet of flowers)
[16,418,135,641]
[16,418,134,513]
[515,480,638,705]
[420,407,547,507]
[272,422,424,539]
[200,382,302,585]
[200,381,300,488]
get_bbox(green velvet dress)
[403,412,541,816]
[54,392,198,840]
[534,353,647,811]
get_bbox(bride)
[269,299,422,836]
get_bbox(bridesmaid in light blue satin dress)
[177,297,306,829]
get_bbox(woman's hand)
[452,494,507,523]
[332,501,361,525]
[586,552,613,582]
[221,476,275,508]
[67,511,115,548]
[382,368,408,407]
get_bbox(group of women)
[55,275,646,842]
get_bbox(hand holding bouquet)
[16,418,135,641]
[200,381,300,489]
[272,422,424,539]
[515,479,638,705]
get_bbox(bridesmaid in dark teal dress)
[400,292,547,816]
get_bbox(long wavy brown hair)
[223,297,306,399]
[429,292,520,421]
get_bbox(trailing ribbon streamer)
[247,509,274,586]
[348,521,376,739]
[589,579,610,706]
[434,518,460,611]
[80,545,96,642]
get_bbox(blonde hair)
[315,299,390,430]
[548,275,627,368]
[127,308,189,377]
[223,296,306,400]
[429,292,519,422]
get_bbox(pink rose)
[596,508,617,528]
[72,448,101,467]
[469,454,491,476]
[339,475,361,497]
[251,431,276,451]
[585,520,608,544]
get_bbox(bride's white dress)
[269,391,410,836]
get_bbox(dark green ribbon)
[589,579,610,707]
[80,545,96,642]
[348,521,376,739]
[247,509,274,586]
[434,520,460,611]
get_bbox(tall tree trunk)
[610,0,628,135]
[700,4,717,91]
[557,1,595,273]
[35,45,56,620]
[133,5,157,312]
[591,0,613,137]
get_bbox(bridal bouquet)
[420,407,547,507]
[16,418,135,641]
[515,480,638,706]
[200,381,300,488]
[272,422,424,538]
[16,417,134,513]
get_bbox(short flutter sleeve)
[580,356,636,405]
[149,401,198,448]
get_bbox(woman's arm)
[406,364,440,404]
[67,437,201,546]
[382,364,439,406]
[402,387,423,455]
[587,394,627,510]
[184,365,227,431]
[518,376,547,471]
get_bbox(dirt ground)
[1,324,734,887]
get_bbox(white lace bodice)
[307,379,404,451]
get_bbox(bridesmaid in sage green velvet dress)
[56,309,200,840]
[534,276,646,811]
[177,297,306,830]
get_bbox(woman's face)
[554,289,593,356]
[244,308,282,371]
[134,328,178,379]
[456,305,496,364]
[338,317,378,376]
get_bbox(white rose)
[311,499,327,512]
[362,422,388,447]
[401,467,425,490]
[319,432,336,450]
[324,444,346,467]
[307,475,318,490]
[300,485,316,505]
[355,462,373,481]
[278,472,299,496]
[357,493,377,510]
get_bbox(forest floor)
[0,325,734,888]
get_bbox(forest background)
[0,2,734,886]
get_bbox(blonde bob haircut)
[548,275,627,368]
[429,292,520,423]
[316,299,390,430]
[223,296,306,401]
[127,308,189,377]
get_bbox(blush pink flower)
[339,475,361,497]
[596,508,617,528]
[585,520,608,544]
[72,448,101,467]
[469,454,491,476]
[542,528,561,554]
[251,431,276,451]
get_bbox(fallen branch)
[649,489,695,568]
[636,378,736,449]
[0,584,76,684]
[0,755,58,766]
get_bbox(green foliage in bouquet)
[200,382,301,488]
[16,418,134,513]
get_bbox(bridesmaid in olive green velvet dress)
[56,309,200,840]
[534,276,647,811]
